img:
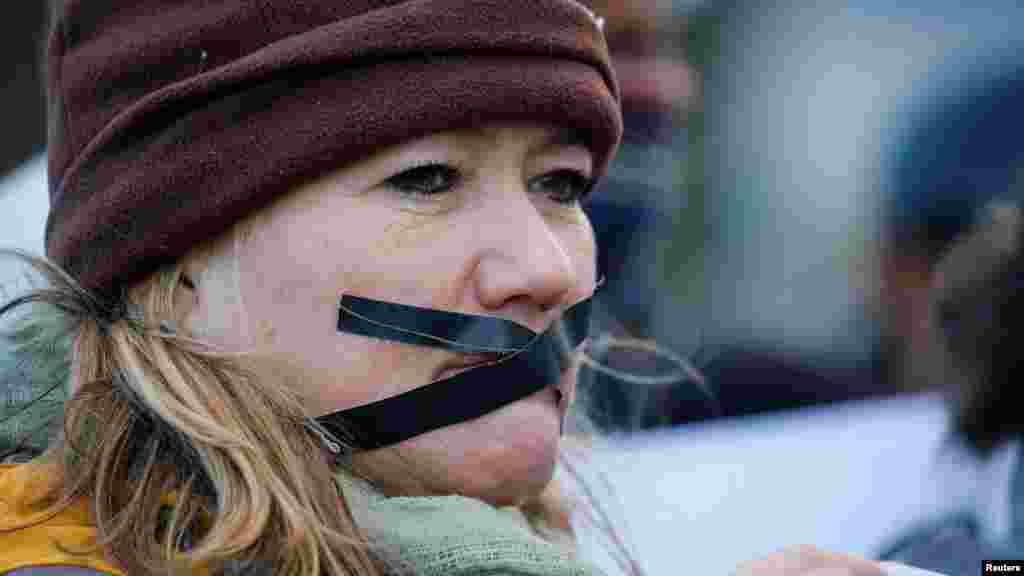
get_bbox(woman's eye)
[529,169,594,205]
[384,164,460,198]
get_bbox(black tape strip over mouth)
[336,297,538,354]
[316,285,598,452]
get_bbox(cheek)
[234,211,336,347]
[232,194,458,413]
[560,213,598,287]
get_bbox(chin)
[481,445,559,508]
[367,387,564,507]
[458,392,563,507]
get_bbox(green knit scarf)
[0,302,70,460]
[336,474,601,576]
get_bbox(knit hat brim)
[46,0,622,295]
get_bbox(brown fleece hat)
[45,0,622,297]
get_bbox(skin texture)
[179,123,597,508]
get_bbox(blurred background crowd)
[3,1,1024,574]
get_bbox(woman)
[0,1,888,574]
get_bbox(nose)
[472,197,578,329]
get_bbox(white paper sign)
[880,561,949,576]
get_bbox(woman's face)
[185,123,598,506]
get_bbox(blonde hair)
[1,249,381,575]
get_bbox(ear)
[173,254,203,334]
[175,233,251,348]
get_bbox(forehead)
[469,124,588,148]
[394,123,590,154]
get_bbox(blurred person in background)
[0,3,46,178]
[577,0,720,433]
[582,1,895,434]
[879,199,1024,574]
[875,61,1024,395]
[876,63,1024,573]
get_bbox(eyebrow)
[521,128,591,162]
[543,128,588,149]
[464,126,591,158]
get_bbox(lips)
[432,352,569,407]
[432,352,504,381]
